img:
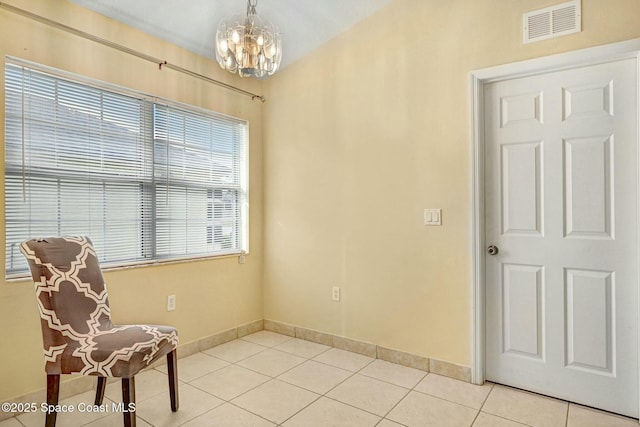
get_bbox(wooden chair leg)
[45,374,60,427]
[167,349,179,412]
[121,377,136,427]
[95,376,106,405]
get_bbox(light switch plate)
[167,295,176,311]
[424,209,442,226]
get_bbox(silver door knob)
[487,245,499,256]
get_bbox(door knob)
[487,245,499,256]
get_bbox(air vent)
[523,0,581,44]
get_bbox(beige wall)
[0,0,264,401]
[262,0,640,367]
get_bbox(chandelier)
[215,0,282,79]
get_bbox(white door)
[484,58,638,417]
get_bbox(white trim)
[635,52,640,424]
[470,71,486,385]
[470,38,640,395]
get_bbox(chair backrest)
[20,236,114,373]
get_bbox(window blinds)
[4,61,248,276]
[153,105,247,258]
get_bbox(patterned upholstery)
[20,236,179,426]
[20,236,179,377]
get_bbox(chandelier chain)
[247,0,258,17]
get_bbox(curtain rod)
[0,2,266,102]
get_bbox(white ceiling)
[68,0,396,71]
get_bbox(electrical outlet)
[167,295,176,311]
[332,286,341,302]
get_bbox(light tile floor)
[3,330,638,427]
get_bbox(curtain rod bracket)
[159,60,167,70]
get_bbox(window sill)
[6,251,249,282]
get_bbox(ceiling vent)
[523,0,581,44]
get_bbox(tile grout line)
[215,401,276,427]
[274,345,377,425]
[271,345,388,425]
[243,331,445,426]
[405,374,490,412]
[476,384,561,427]
[214,334,318,425]
[476,381,495,411]
[374,389,412,425]
[301,355,407,424]
[359,370,418,422]
[181,362,271,426]
[275,392,322,426]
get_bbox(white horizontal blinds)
[153,105,247,257]
[4,63,153,274]
[5,60,248,276]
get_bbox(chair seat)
[60,324,178,377]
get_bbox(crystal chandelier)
[215,0,282,79]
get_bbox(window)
[4,60,248,276]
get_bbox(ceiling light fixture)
[215,0,282,79]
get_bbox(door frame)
[470,38,640,400]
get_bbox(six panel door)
[484,58,639,417]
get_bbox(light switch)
[424,208,442,226]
